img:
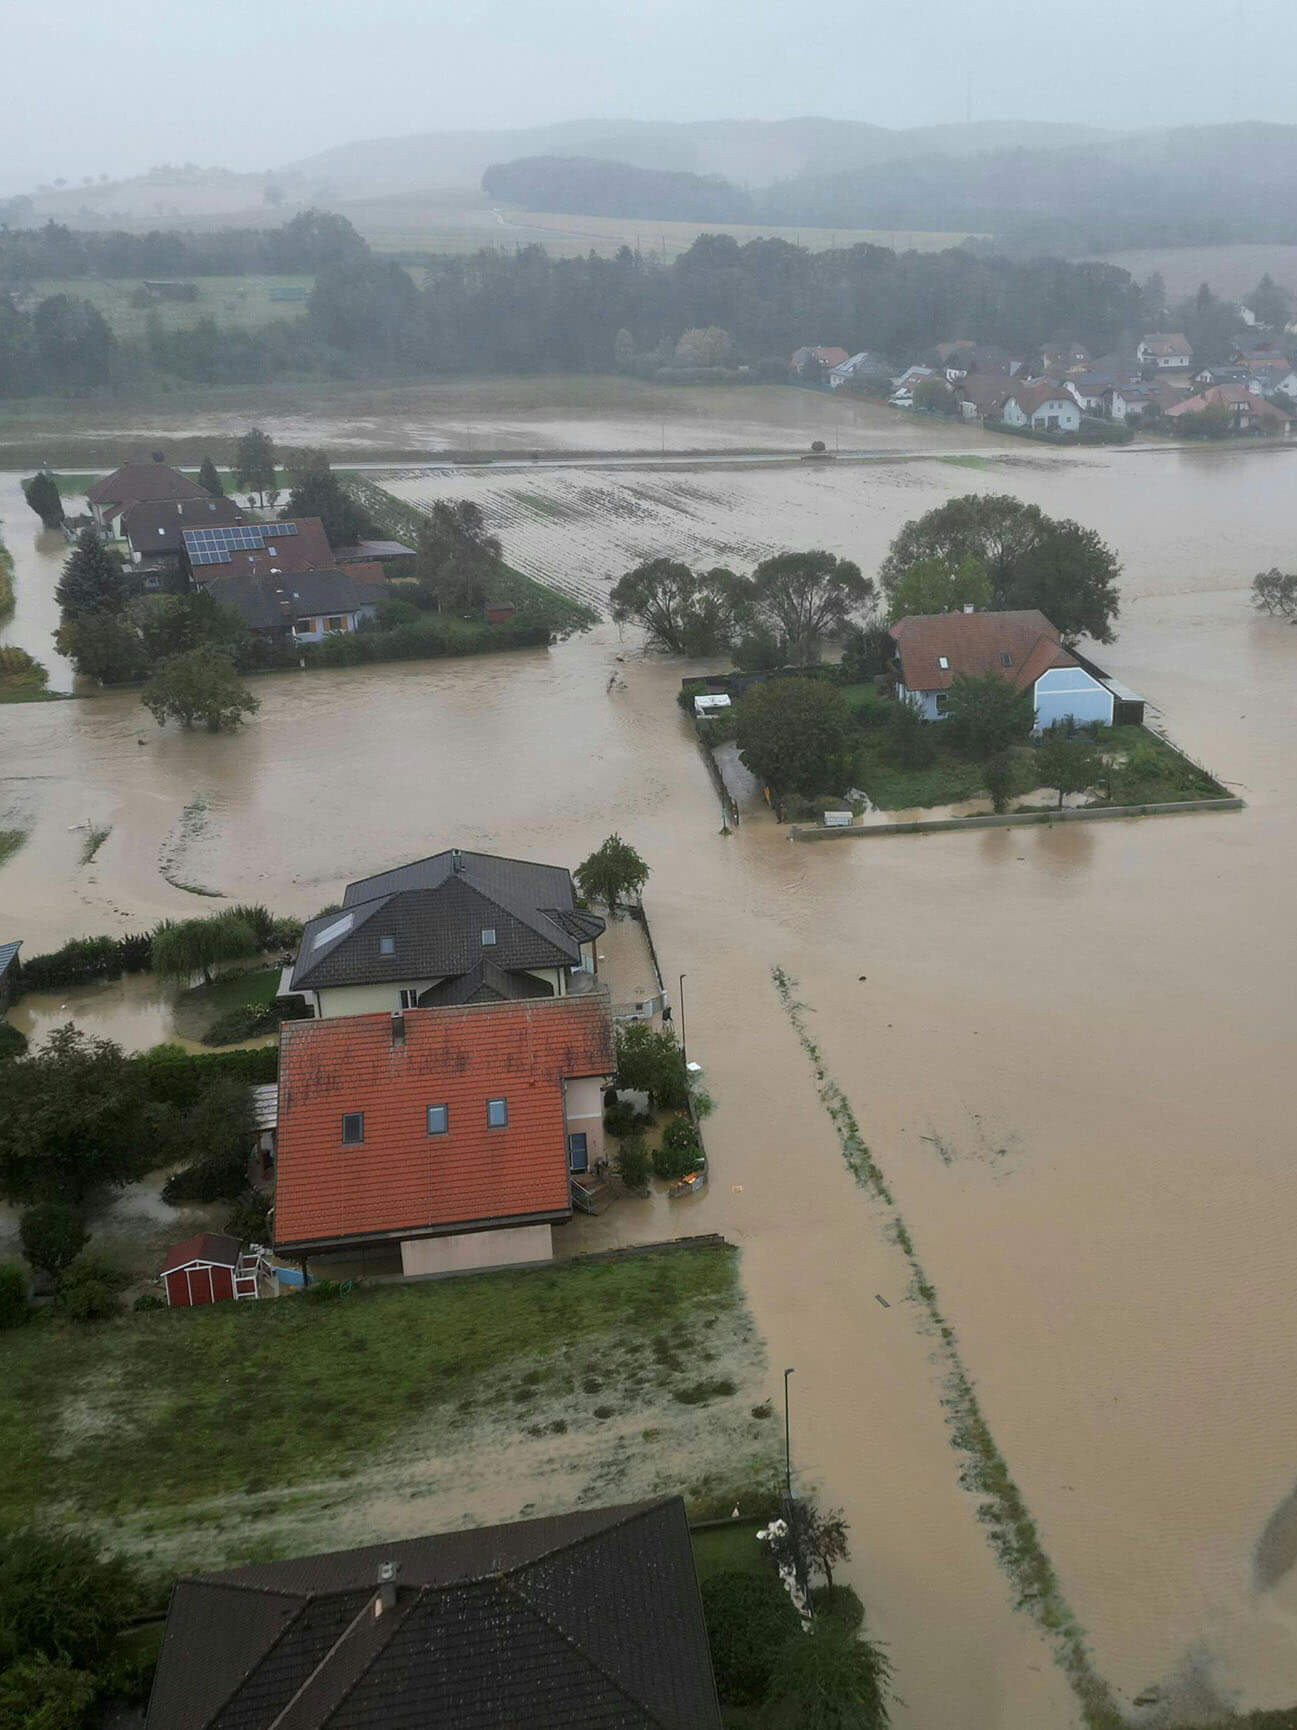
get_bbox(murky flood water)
[3,434,1297,1727]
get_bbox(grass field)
[0,1242,777,1568]
[23,275,314,340]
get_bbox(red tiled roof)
[1165,384,1291,421]
[811,346,849,367]
[890,608,1077,693]
[338,560,386,585]
[194,517,336,577]
[274,997,615,1251]
[162,1232,242,1274]
[1007,381,1075,416]
[87,461,208,509]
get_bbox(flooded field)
[3,419,1297,1728]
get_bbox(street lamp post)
[677,973,687,1067]
[783,1367,795,1500]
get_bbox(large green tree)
[880,494,1120,644]
[0,1026,150,1203]
[736,676,852,797]
[131,590,246,667]
[945,670,1035,758]
[610,558,746,655]
[141,646,259,733]
[55,530,124,619]
[18,1203,87,1281]
[52,612,145,685]
[749,551,873,664]
[280,467,378,549]
[0,1526,138,1673]
[234,427,277,505]
[197,454,224,497]
[574,834,649,911]
[414,499,501,613]
[886,555,991,621]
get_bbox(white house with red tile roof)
[889,609,1116,731]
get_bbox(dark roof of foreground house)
[202,569,380,632]
[290,849,604,994]
[123,495,248,557]
[180,516,337,578]
[0,941,20,981]
[890,608,1079,694]
[146,1497,720,1730]
[273,995,614,1249]
[87,460,208,510]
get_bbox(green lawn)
[173,965,281,1044]
[691,1519,769,1582]
[28,276,315,342]
[1091,725,1226,805]
[0,1244,742,1534]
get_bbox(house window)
[1000,652,1013,668]
[935,693,950,715]
[486,1097,508,1128]
[481,928,497,946]
[399,988,419,1009]
[567,1132,589,1172]
[379,935,395,956]
[341,1112,364,1145]
[427,1104,449,1135]
[324,615,347,633]
[937,656,949,670]
[294,618,313,635]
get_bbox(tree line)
[1,211,1163,396]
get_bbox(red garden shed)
[161,1233,258,1307]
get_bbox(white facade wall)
[564,1074,608,1169]
[291,604,377,645]
[400,1223,553,1277]
[897,683,946,721]
[1032,666,1114,731]
[1031,398,1081,431]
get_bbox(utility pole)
[678,973,687,1066]
[783,1367,795,1500]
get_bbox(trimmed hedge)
[305,618,551,668]
[17,933,152,992]
[131,1042,277,1110]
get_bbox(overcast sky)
[4,0,1296,193]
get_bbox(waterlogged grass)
[80,824,112,865]
[771,965,1122,1730]
[0,1243,743,1532]
[0,829,28,869]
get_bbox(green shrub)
[132,1042,277,1110]
[225,1189,272,1242]
[0,1655,98,1730]
[19,1203,88,1280]
[603,1100,638,1138]
[0,1266,28,1330]
[0,1024,27,1062]
[810,1582,865,1633]
[56,1256,128,1323]
[200,1000,280,1046]
[700,1569,802,1705]
[652,1115,702,1181]
[0,1525,139,1671]
[133,1292,166,1313]
[770,1615,893,1729]
[303,1279,342,1303]
[673,1376,736,1405]
[614,1135,651,1194]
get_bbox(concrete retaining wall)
[791,795,1244,842]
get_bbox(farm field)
[0,1241,777,1573]
[17,274,315,339]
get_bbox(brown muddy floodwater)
[3,439,1297,1728]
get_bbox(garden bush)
[0,1266,28,1330]
[19,1202,87,1280]
[614,1134,651,1195]
[201,1000,281,1046]
[0,1023,27,1062]
[810,1582,865,1633]
[133,1292,166,1313]
[603,1100,638,1138]
[161,1148,248,1204]
[132,1042,277,1110]
[56,1256,129,1323]
[225,1189,272,1242]
[652,1115,703,1181]
[700,1569,802,1706]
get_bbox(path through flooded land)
[3,436,1297,1727]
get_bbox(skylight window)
[487,1098,508,1128]
[1000,652,1013,667]
[312,913,354,949]
[379,935,395,956]
[481,928,497,946]
[341,1112,364,1145]
[937,656,949,670]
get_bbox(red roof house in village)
[273,995,615,1277]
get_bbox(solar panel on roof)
[181,522,299,566]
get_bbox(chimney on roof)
[374,1561,398,1616]
[391,1009,405,1045]
[452,849,465,875]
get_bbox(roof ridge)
[497,1572,668,1728]
[274,1591,420,1730]
[186,1592,313,1730]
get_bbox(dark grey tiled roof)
[291,851,603,993]
[201,570,379,631]
[420,957,553,1005]
[123,496,247,555]
[147,1498,720,1730]
[0,941,20,979]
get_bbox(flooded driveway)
[2,436,1297,1727]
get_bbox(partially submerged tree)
[610,558,746,655]
[52,611,146,685]
[234,427,277,505]
[150,910,260,986]
[414,499,502,613]
[141,646,259,733]
[0,1026,150,1203]
[20,471,63,529]
[575,834,649,912]
[1035,730,1102,808]
[748,551,873,664]
[945,670,1035,758]
[735,676,852,797]
[614,1021,687,1110]
[55,529,124,619]
[1252,568,1297,617]
[18,1202,87,1281]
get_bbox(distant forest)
[0,211,1262,399]
[483,125,1297,252]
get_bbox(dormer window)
[937,656,949,670]
[379,935,395,956]
[481,928,497,946]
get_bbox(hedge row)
[131,1042,278,1109]
[305,617,551,668]
[17,932,153,991]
